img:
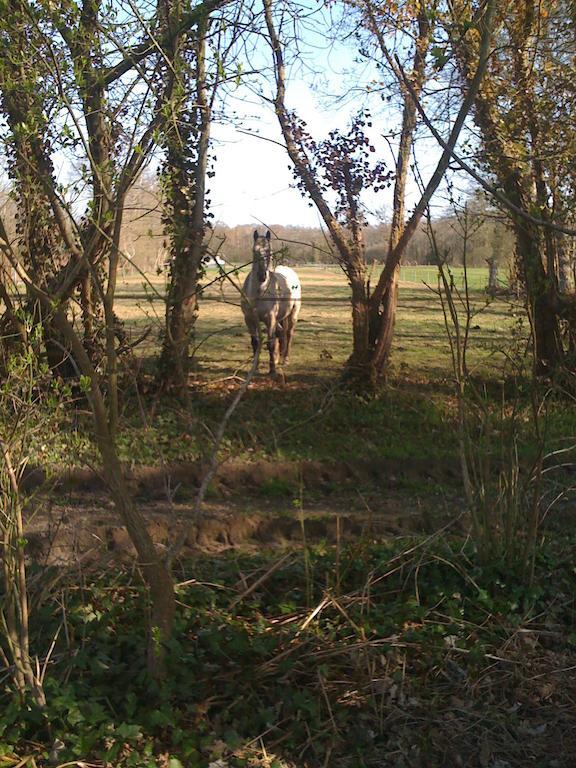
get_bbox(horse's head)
[253,229,271,284]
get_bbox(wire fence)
[113,265,494,306]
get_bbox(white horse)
[242,230,301,376]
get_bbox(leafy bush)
[2,538,575,766]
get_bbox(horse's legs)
[268,337,279,374]
[245,303,261,364]
[282,306,298,363]
[283,326,292,363]
[265,318,279,375]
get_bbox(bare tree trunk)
[364,2,431,382]
[51,308,176,679]
[366,0,495,387]
[557,237,572,294]
[369,264,400,381]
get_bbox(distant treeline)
[210,216,515,270]
[1,177,515,275]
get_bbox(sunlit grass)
[115,264,520,382]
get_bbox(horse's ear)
[265,230,271,241]
[253,230,259,242]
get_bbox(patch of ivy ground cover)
[2,538,576,767]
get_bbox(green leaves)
[2,536,575,765]
[430,45,448,70]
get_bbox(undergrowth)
[43,378,574,476]
[2,537,575,767]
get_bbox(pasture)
[115,263,513,383]
[106,264,529,471]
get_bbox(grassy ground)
[115,264,510,382]
[4,265,576,768]
[14,264,537,503]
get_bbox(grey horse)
[241,230,301,376]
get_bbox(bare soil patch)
[24,457,462,565]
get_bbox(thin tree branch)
[370,0,497,311]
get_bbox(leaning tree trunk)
[51,308,176,680]
[368,263,400,383]
[266,0,492,390]
[364,4,431,386]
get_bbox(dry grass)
[114,264,520,382]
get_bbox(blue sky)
[205,5,394,227]
[207,66,447,229]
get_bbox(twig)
[299,596,331,632]
[229,552,293,608]
[165,346,260,568]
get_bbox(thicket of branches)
[0,0,574,696]
[1,1,574,385]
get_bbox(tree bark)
[346,267,371,381]
[515,219,564,372]
[51,308,176,679]
[159,11,212,390]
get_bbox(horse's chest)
[243,273,295,324]
[248,282,281,305]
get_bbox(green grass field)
[9,263,529,477]
[115,264,515,382]
[102,263,554,475]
